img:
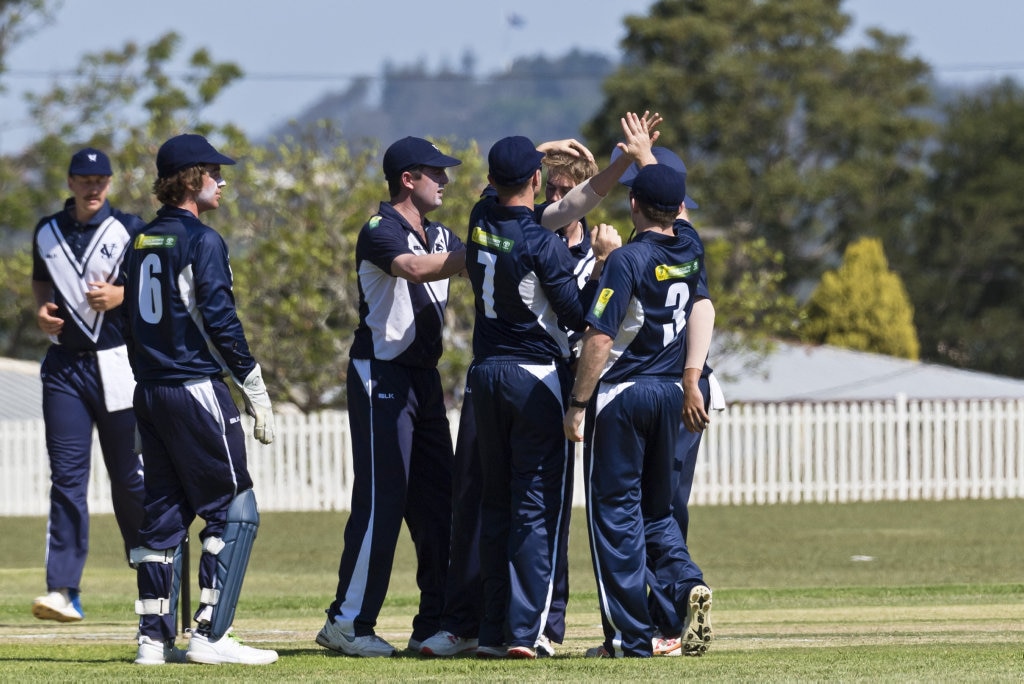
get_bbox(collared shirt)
[121,205,256,383]
[349,201,463,369]
[32,198,144,352]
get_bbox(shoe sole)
[476,647,507,659]
[31,603,82,622]
[186,652,279,665]
[682,586,714,656]
[507,646,536,659]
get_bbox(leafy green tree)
[704,235,799,377]
[0,26,487,410]
[899,79,1024,376]
[0,0,56,76]
[584,0,935,288]
[0,31,243,363]
[801,237,919,359]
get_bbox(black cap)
[68,148,112,176]
[156,134,236,178]
[488,136,545,186]
[630,164,687,213]
[382,137,461,179]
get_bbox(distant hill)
[267,49,616,152]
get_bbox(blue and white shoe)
[32,588,84,622]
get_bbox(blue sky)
[2,0,1021,154]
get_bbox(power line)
[4,61,1024,84]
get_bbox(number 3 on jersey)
[662,282,690,346]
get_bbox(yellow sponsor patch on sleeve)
[592,287,614,317]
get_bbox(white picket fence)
[2,395,1022,516]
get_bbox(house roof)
[715,341,1024,402]
[6,340,1024,420]
[0,357,43,421]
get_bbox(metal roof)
[715,341,1024,402]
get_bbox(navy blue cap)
[68,147,112,176]
[383,137,461,179]
[612,146,698,209]
[488,136,545,186]
[156,134,236,178]
[630,164,688,213]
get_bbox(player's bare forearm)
[392,248,466,283]
[570,329,613,406]
[681,366,710,433]
[564,328,612,442]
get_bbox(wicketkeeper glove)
[237,364,276,444]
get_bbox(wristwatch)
[569,395,590,409]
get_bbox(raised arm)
[540,111,661,230]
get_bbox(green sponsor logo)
[592,287,614,317]
[471,226,514,253]
[134,234,177,249]
[655,259,699,281]
[368,215,382,229]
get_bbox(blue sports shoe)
[31,588,84,622]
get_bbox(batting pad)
[205,488,260,640]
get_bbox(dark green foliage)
[584,0,935,290]
[900,79,1024,375]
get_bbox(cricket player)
[464,113,657,659]
[122,134,278,666]
[317,137,465,658]
[564,163,715,658]
[31,147,146,623]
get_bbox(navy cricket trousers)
[133,376,253,641]
[470,357,573,650]
[585,378,703,657]
[329,358,453,642]
[40,346,144,592]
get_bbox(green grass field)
[2,499,1022,681]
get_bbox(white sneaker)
[315,618,396,657]
[407,637,423,652]
[31,589,83,622]
[682,585,713,656]
[134,635,187,665]
[419,630,478,656]
[186,630,278,665]
[535,634,555,658]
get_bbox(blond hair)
[542,151,598,185]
